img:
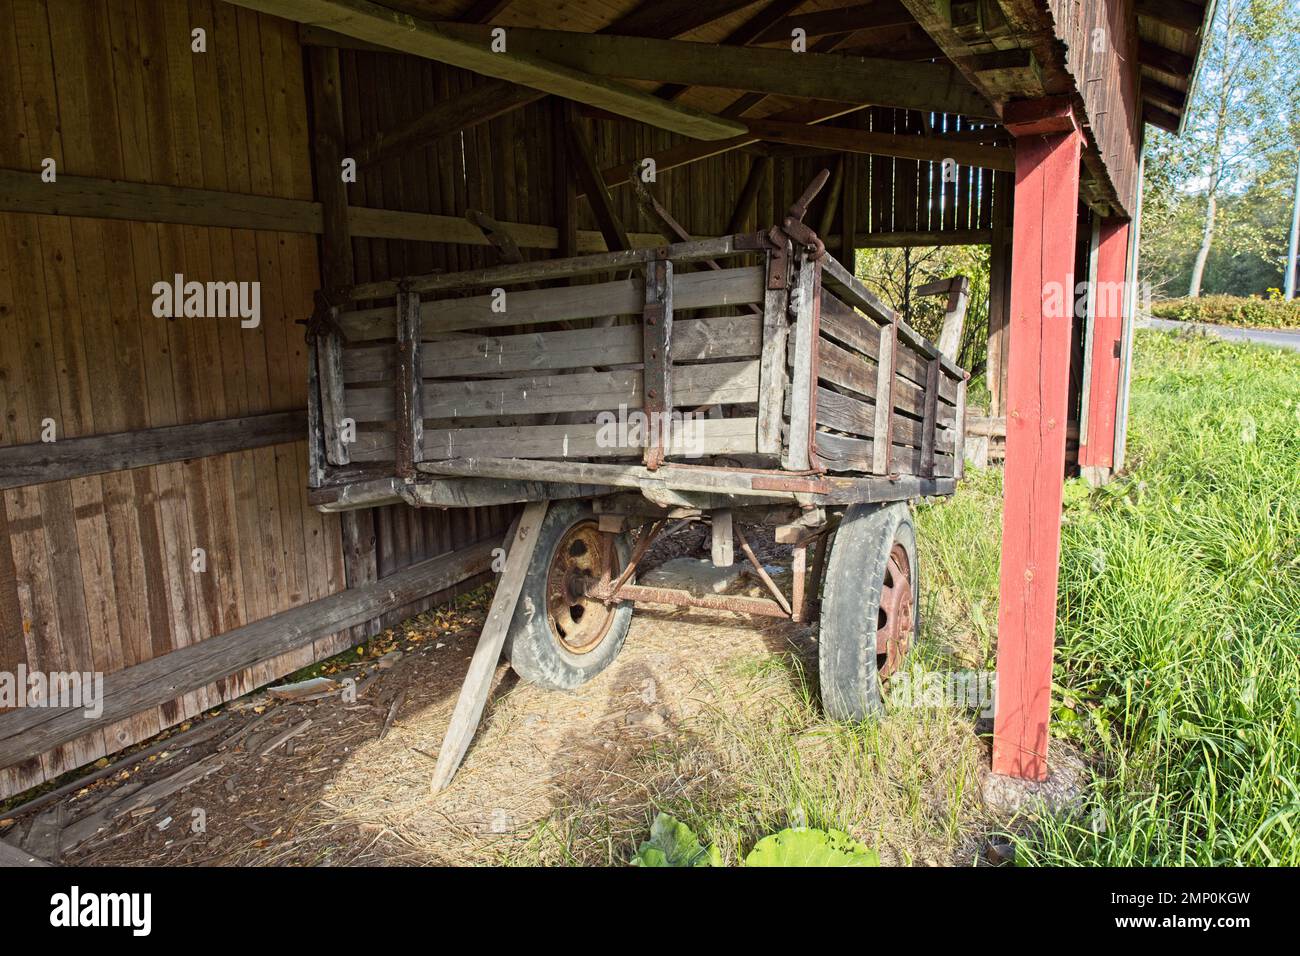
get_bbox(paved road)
[1137,314,1300,352]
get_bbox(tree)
[1179,0,1294,297]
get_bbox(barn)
[0,0,1212,803]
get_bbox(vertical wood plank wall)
[0,0,348,798]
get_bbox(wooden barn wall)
[0,0,351,799]
[1048,0,1141,213]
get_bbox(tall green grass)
[1011,331,1298,864]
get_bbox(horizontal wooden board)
[820,292,958,403]
[815,431,956,477]
[351,417,760,462]
[338,266,764,339]
[345,361,760,421]
[0,411,306,490]
[341,313,762,383]
[0,539,497,768]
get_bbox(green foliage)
[855,244,992,376]
[631,813,722,867]
[631,813,880,867]
[1150,294,1300,329]
[745,828,880,867]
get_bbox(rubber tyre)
[818,502,919,720]
[503,501,634,691]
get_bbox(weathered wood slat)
[341,313,762,382]
[0,411,306,491]
[0,539,498,768]
[338,265,764,339]
[346,361,759,422]
[351,416,761,462]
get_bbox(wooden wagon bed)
[306,220,968,513]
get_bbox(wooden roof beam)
[1141,78,1187,114]
[657,0,808,101]
[1143,102,1181,132]
[224,0,746,140]
[434,23,996,119]
[1138,40,1196,79]
[1135,0,1208,36]
[461,0,514,23]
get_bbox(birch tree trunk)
[1188,192,1217,297]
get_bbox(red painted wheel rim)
[875,542,913,680]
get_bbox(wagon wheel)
[544,520,622,654]
[817,503,920,720]
[875,543,914,680]
[504,501,635,690]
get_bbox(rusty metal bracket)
[300,288,351,344]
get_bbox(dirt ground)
[1,523,1001,866]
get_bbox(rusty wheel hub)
[546,521,621,655]
[875,543,914,680]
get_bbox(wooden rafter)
[657,0,807,100]
[591,102,870,194]
[224,0,745,140]
[433,21,994,119]
[1135,0,1208,36]
[462,0,514,23]
[751,0,914,42]
[599,0,759,40]
[1138,39,1195,78]
[350,79,546,169]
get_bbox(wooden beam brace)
[745,119,1015,171]
[438,22,996,119]
[0,412,306,490]
[1142,102,1181,133]
[1140,78,1187,114]
[350,80,545,169]
[224,0,745,140]
[567,118,632,254]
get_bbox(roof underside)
[262,0,1214,219]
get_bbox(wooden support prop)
[225,0,744,140]
[992,106,1083,782]
[711,509,734,568]
[431,501,549,794]
[395,290,424,479]
[316,318,351,466]
[954,377,969,480]
[0,411,306,491]
[642,257,674,470]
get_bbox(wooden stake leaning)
[430,500,549,794]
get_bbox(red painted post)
[991,99,1083,781]
[1078,218,1131,471]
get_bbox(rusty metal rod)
[733,523,792,616]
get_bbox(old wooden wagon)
[305,174,968,784]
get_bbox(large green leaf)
[631,813,721,867]
[744,827,880,867]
